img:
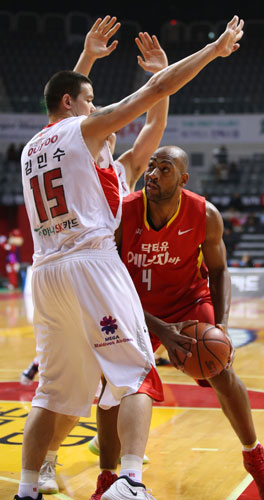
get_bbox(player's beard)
[146,179,180,203]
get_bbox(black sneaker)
[155,357,172,366]
[14,494,43,500]
[20,361,39,385]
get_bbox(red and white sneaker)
[90,470,118,500]
[243,443,264,499]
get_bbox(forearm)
[209,268,231,327]
[73,51,96,75]
[146,42,218,99]
[145,95,169,129]
[84,37,234,143]
[129,96,169,185]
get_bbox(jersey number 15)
[30,168,68,223]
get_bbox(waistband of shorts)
[33,248,121,269]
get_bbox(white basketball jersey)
[21,116,122,267]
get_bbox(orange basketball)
[178,322,232,379]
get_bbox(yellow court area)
[0,291,264,500]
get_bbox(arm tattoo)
[91,94,138,117]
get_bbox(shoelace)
[145,488,157,500]
[40,458,62,480]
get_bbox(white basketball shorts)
[31,249,163,417]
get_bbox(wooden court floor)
[0,291,264,500]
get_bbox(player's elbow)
[146,73,168,98]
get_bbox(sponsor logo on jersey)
[178,228,193,235]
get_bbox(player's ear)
[180,173,189,187]
[62,93,72,109]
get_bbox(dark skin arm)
[144,311,197,367]
[202,201,234,364]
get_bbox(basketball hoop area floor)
[0,291,263,500]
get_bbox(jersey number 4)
[30,168,68,223]
[142,269,152,291]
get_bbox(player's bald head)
[153,146,189,174]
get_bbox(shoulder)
[182,188,205,204]
[182,188,206,214]
[205,200,224,238]
[205,200,222,221]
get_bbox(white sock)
[45,449,58,462]
[20,469,39,483]
[243,440,259,452]
[18,483,39,499]
[120,454,143,483]
[18,470,39,499]
[100,469,117,475]
[18,469,39,499]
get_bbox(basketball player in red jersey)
[90,145,264,500]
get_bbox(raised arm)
[82,16,244,160]
[117,33,169,192]
[73,16,121,75]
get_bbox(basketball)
[178,322,232,379]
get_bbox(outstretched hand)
[83,15,121,59]
[215,15,244,57]
[135,32,168,74]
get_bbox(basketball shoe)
[101,476,157,500]
[14,495,43,500]
[243,443,264,499]
[88,435,150,464]
[90,470,118,500]
[38,455,59,494]
[20,361,39,386]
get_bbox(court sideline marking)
[0,476,73,500]
[225,474,253,500]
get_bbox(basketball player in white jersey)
[21,20,169,494]
[14,14,244,500]
[20,21,169,494]
[20,17,169,386]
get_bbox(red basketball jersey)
[121,188,212,323]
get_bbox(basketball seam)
[195,322,205,379]
[201,340,228,369]
[199,339,230,345]
[201,324,215,336]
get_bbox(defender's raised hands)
[215,15,244,57]
[135,32,168,74]
[74,16,121,75]
[82,15,121,59]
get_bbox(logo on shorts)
[95,315,133,348]
[100,315,118,334]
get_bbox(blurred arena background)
[0,3,264,283]
[1,5,264,500]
